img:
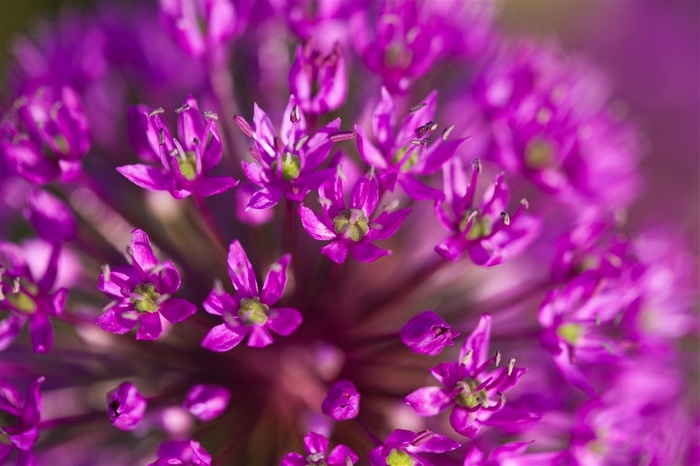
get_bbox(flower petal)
[260,254,290,305]
[299,206,337,241]
[201,323,248,352]
[159,298,197,323]
[267,308,302,336]
[247,325,274,348]
[405,387,453,416]
[321,241,348,264]
[227,241,259,297]
[130,229,159,276]
[349,242,389,263]
[117,164,169,191]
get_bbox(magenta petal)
[107,381,147,431]
[201,323,247,352]
[27,313,52,354]
[303,431,329,456]
[299,206,336,241]
[0,314,24,351]
[461,313,492,370]
[405,387,453,416]
[183,384,231,422]
[117,164,168,191]
[368,208,411,241]
[130,229,159,275]
[350,175,379,214]
[96,306,139,335]
[196,176,238,197]
[202,290,237,316]
[450,406,480,438]
[398,175,444,201]
[321,241,348,263]
[227,241,259,297]
[281,453,306,466]
[430,362,461,388]
[136,312,163,340]
[355,124,388,169]
[247,325,274,348]
[260,254,290,305]
[267,307,302,336]
[435,236,466,262]
[318,175,344,217]
[156,260,182,294]
[160,298,197,323]
[349,242,389,263]
[413,433,461,454]
[248,188,281,209]
[328,444,359,465]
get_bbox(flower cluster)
[0,0,697,465]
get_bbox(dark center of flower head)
[132,283,161,313]
[333,209,370,242]
[3,277,39,314]
[455,378,488,409]
[386,449,415,466]
[271,152,302,181]
[524,137,557,169]
[305,452,328,466]
[177,151,198,181]
[0,409,20,445]
[238,298,269,326]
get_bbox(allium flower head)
[201,241,301,350]
[96,229,197,340]
[321,379,360,421]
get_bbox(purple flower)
[183,384,230,422]
[321,380,360,421]
[434,158,540,266]
[159,0,240,58]
[281,431,359,466]
[201,241,302,350]
[1,85,89,184]
[368,429,461,466]
[356,88,465,200]
[148,440,211,466]
[106,381,147,431]
[400,311,459,356]
[299,173,411,263]
[235,95,346,208]
[0,242,67,354]
[404,314,526,438]
[289,41,347,115]
[0,377,43,465]
[96,229,197,340]
[118,97,238,199]
[24,189,76,245]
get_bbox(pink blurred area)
[502,0,700,250]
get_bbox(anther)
[202,111,218,121]
[473,158,482,173]
[507,358,515,376]
[500,212,511,226]
[102,264,111,282]
[158,128,165,145]
[520,198,529,209]
[495,350,502,367]
[175,104,191,114]
[461,348,474,366]
[410,102,427,114]
[12,278,20,294]
[420,137,431,146]
[295,135,309,151]
[233,115,254,137]
[149,107,165,118]
[290,104,301,123]
[410,138,422,146]
[442,124,455,140]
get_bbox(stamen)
[507,358,516,376]
[520,198,529,209]
[411,430,435,447]
[202,111,218,121]
[461,348,474,366]
[295,135,309,151]
[329,131,355,143]
[102,300,117,311]
[12,278,20,294]
[148,107,165,118]
[495,350,502,367]
[473,158,482,174]
[158,128,165,145]
[175,104,191,114]
[102,264,111,282]
[409,102,427,113]
[420,137,431,146]
[382,199,400,213]
[233,115,254,137]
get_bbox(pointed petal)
[413,138,466,175]
[96,306,139,335]
[396,90,438,146]
[372,87,396,151]
[349,242,389,262]
[202,323,248,352]
[227,241,259,297]
[130,229,159,275]
[249,188,282,209]
[136,313,163,340]
[280,95,307,146]
[321,241,348,263]
[159,298,197,323]
[202,290,237,316]
[117,165,169,191]
[355,124,388,169]
[350,175,379,214]
[318,174,345,217]
[196,176,238,197]
[267,307,302,336]
[398,175,443,201]
[435,235,466,262]
[0,314,24,351]
[299,206,336,241]
[303,431,329,456]
[260,254,290,305]
[461,314,492,371]
[450,406,480,438]
[368,208,411,241]
[430,362,461,388]
[247,325,274,348]
[405,387,453,416]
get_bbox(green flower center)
[386,449,415,466]
[4,278,39,314]
[524,137,557,169]
[557,323,583,345]
[392,147,418,172]
[333,208,370,242]
[305,452,328,466]
[238,297,269,326]
[132,283,161,313]
[271,153,302,181]
[177,151,198,181]
[455,378,488,409]
[460,212,493,240]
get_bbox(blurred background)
[1,0,698,252]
